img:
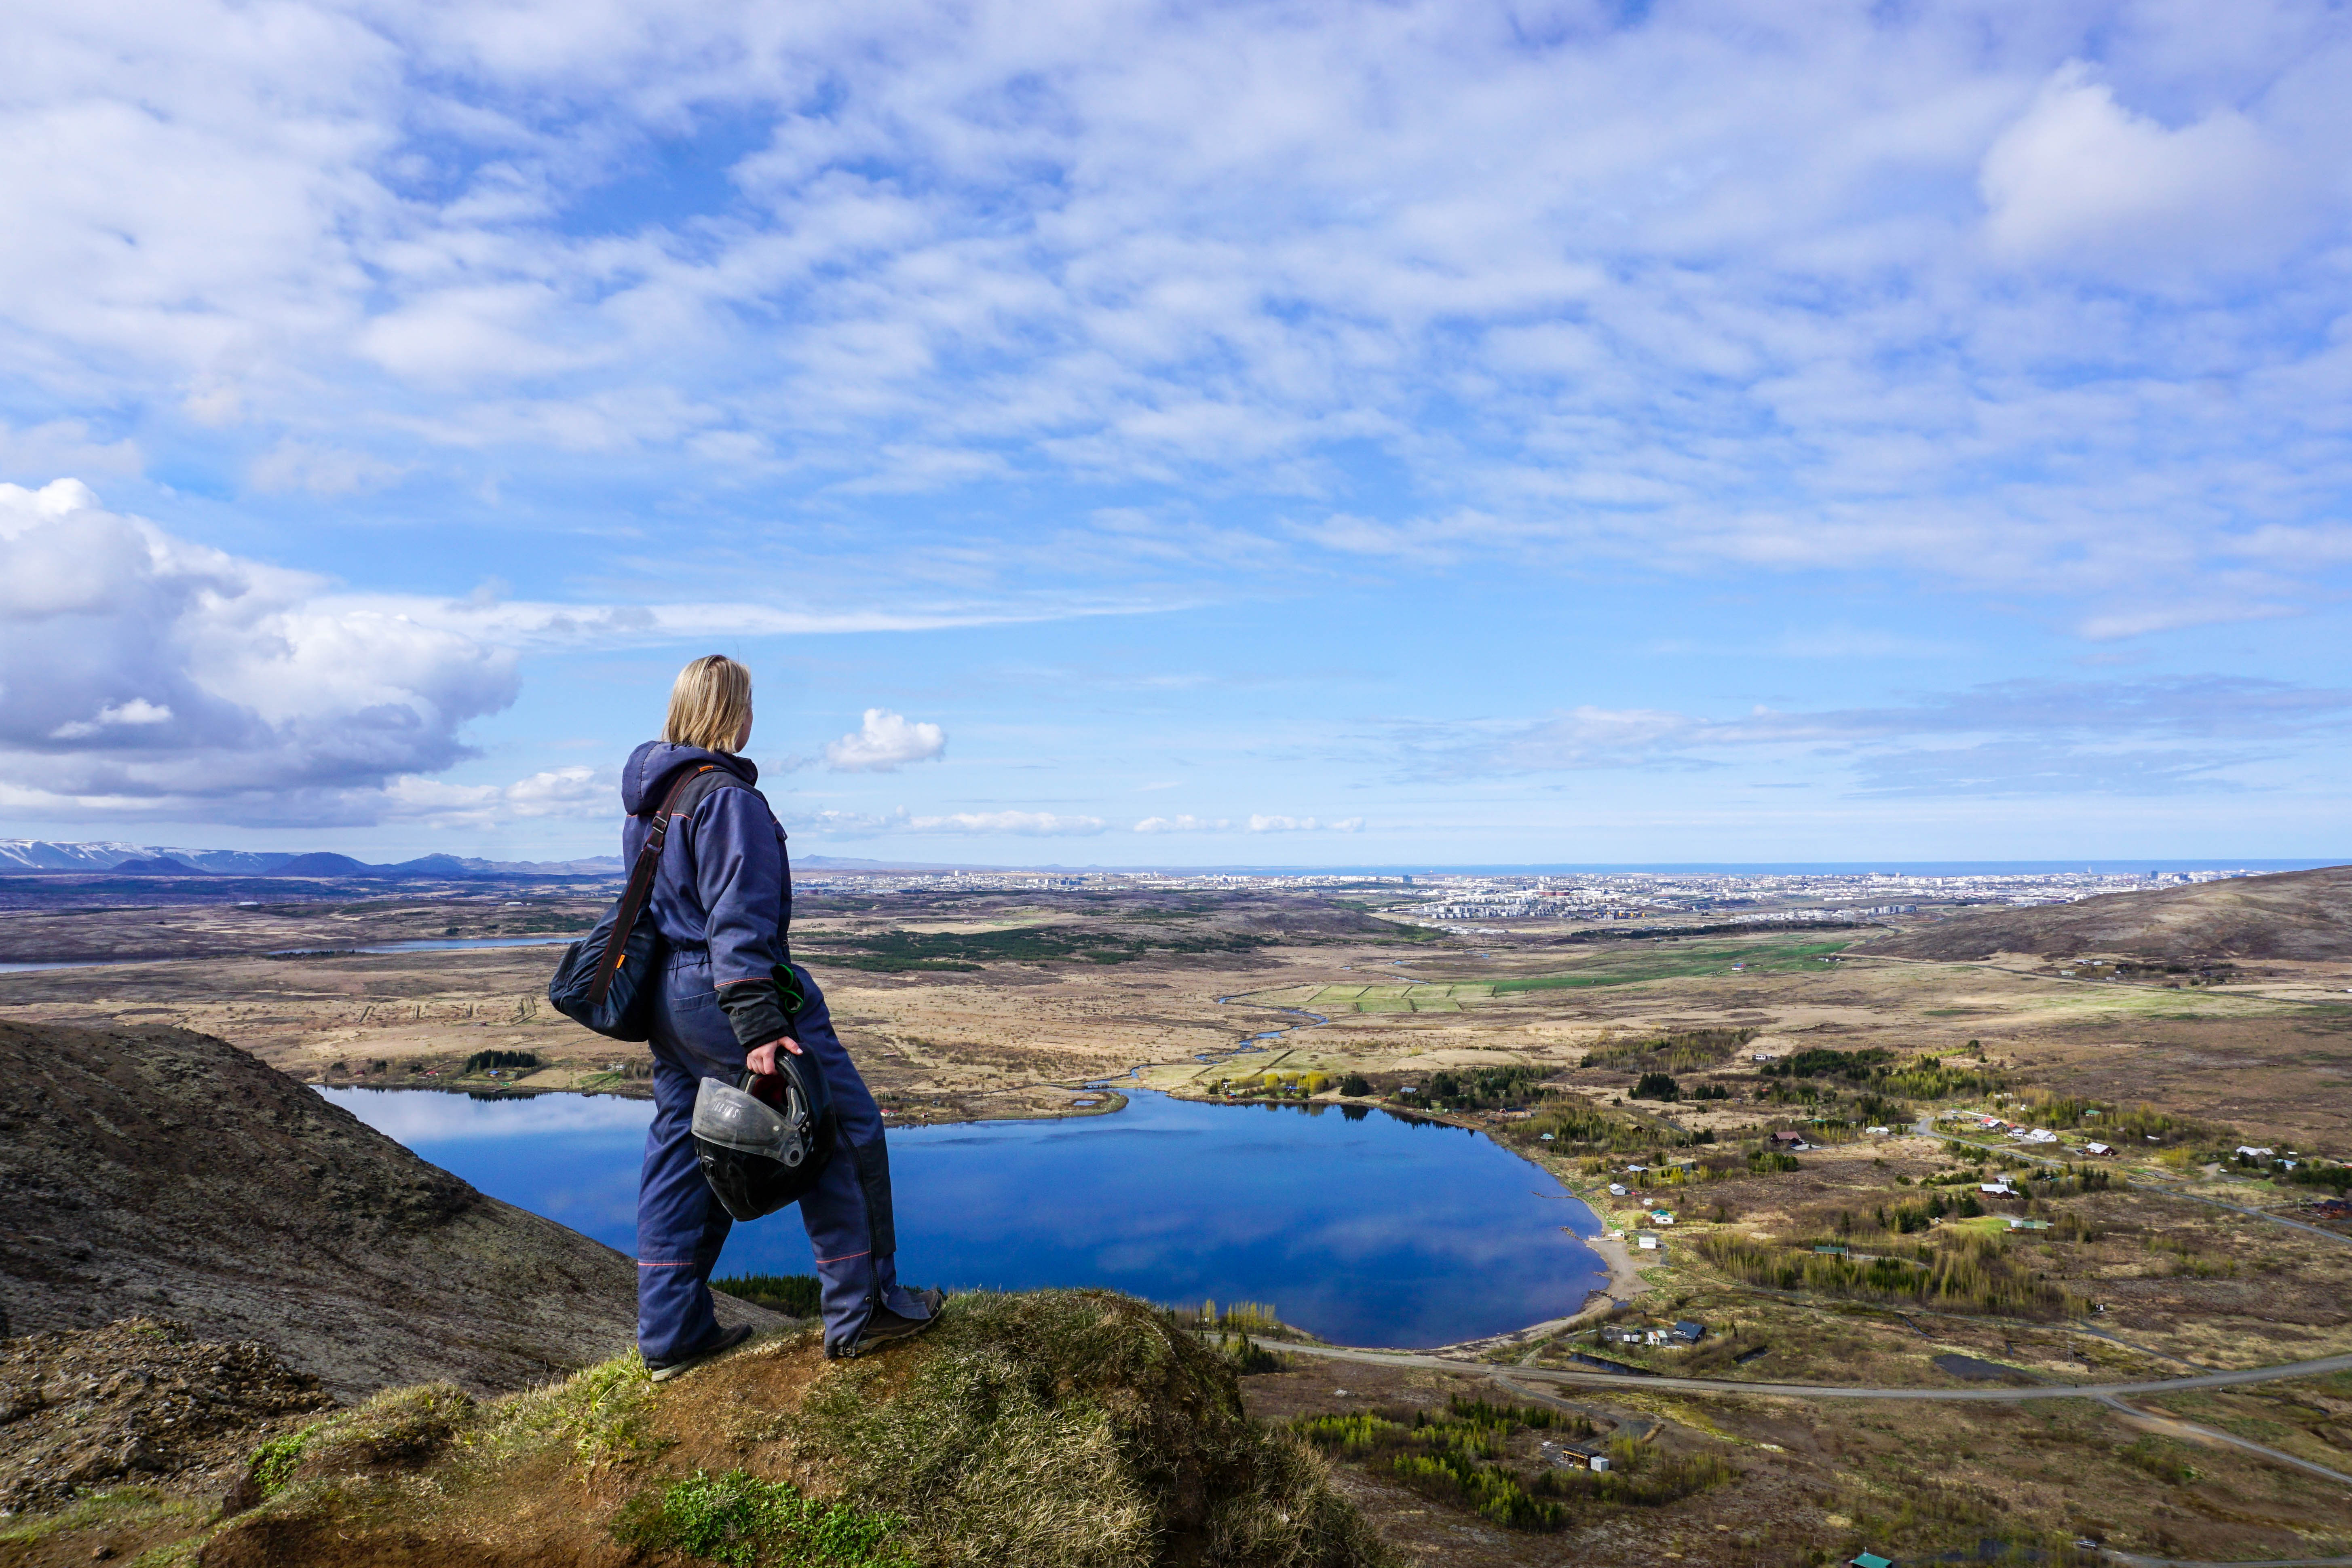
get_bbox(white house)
[1607,1183,1628,1197]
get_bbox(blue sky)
[2,0,2350,865]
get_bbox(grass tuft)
[613,1468,912,1567]
[476,1351,660,1471]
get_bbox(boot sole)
[647,1323,754,1381]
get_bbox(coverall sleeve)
[692,788,801,1049]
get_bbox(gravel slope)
[0,1020,778,1399]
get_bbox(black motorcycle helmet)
[692,1055,836,1221]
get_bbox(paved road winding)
[1267,1340,2352,1404]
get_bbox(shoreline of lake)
[319,1081,1611,1351]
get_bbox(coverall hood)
[623,741,759,817]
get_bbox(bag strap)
[587,766,740,1004]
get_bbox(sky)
[3,0,2350,867]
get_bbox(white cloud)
[1133,814,1229,832]
[1,0,2348,625]
[1246,814,1366,833]
[0,479,519,823]
[823,708,947,772]
[51,698,174,739]
[904,810,1104,836]
[377,766,609,828]
[1980,63,2307,277]
[1404,677,2352,797]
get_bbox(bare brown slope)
[1858,864,2352,962]
[0,1020,776,1399]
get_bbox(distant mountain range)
[0,839,624,878]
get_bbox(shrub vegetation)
[1699,1230,2083,1319]
[1293,1395,1733,1534]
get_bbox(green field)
[1490,939,1851,994]
[1232,942,1852,1015]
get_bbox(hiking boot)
[831,1288,946,1360]
[646,1321,754,1382]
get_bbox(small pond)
[317,1087,1606,1348]
[270,937,575,956]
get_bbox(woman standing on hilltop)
[623,654,940,1376]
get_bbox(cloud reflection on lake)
[319,1086,1604,1348]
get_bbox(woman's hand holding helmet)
[745,1036,802,1076]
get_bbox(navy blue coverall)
[621,740,929,1361]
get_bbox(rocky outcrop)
[0,1021,776,1399]
[0,1317,333,1513]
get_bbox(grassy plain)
[5,878,2352,1562]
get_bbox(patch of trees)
[2105,1104,2221,1146]
[1398,1064,1557,1112]
[1699,1230,2081,1319]
[1875,1055,2004,1099]
[1505,1099,1620,1148]
[1582,1028,1758,1074]
[1630,1072,1680,1101]
[1339,1072,1373,1097]
[712,1273,820,1317]
[462,1049,539,1074]
[1759,1047,1894,1081]
[1872,1190,1987,1231]
[2020,1165,2112,1199]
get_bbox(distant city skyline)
[4,2,2350,865]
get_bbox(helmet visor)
[692,1076,802,1161]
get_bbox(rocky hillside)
[0,1317,334,1515]
[0,1020,776,1399]
[1858,864,2352,963]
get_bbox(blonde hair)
[663,655,753,752]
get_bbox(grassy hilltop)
[13,1291,1387,1568]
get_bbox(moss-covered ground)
[158,1289,1391,1568]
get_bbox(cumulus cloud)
[0,479,519,824]
[1980,63,2309,278]
[823,709,947,772]
[905,810,1104,836]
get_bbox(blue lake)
[317,1087,1607,1348]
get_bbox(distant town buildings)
[787,865,2262,937]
